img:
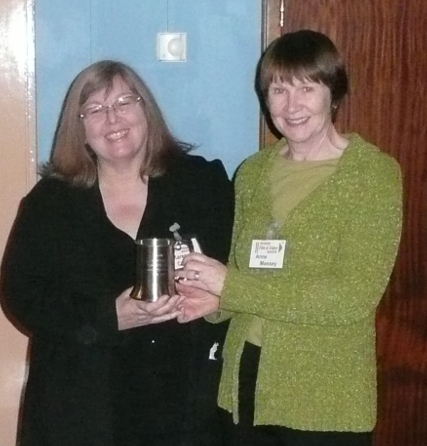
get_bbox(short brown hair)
[42,60,192,186]
[257,30,348,114]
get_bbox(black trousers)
[219,342,373,446]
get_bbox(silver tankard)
[130,238,175,302]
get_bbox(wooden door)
[261,1,427,445]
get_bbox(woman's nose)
[286,92,301,112]
[106,106,119,123]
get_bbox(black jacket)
[2,154,234,446]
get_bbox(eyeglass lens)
[81,95,141,120]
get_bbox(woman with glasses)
[2,60,233,446]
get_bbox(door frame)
[0,0,36,444]
[259,0,283,147]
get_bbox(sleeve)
[193,159,234,264]
[1,185,120,346]
[205,160,249,324]
[219,158,403,326]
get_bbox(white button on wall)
[157,33,187,62]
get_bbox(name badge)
[174,237,202,269]
[249,240,286,269]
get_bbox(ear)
[330,102,339,123]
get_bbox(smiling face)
[267,77,333,150]
[82,76,148,168]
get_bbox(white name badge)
[174,237,203,269]
[249,240,286,269]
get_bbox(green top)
[211,134,402,432]
[271,155,340,223]
[246,155,339,346]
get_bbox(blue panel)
[35,0,91,161]
[35,0,262,176]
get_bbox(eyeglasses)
[80,94,142,121]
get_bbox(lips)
[105,129,129,141]
[285,117,309,125]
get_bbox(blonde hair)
[41,60,192,186]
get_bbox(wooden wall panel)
[260,0,283,147]
[262,0,427,444]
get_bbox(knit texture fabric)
[216,134,402,432]
[246,156,340,346]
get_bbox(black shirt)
[2,154,234,446]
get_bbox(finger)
[181,252,211,266]
[176,295,186,305]
[175,268,202,282]
[175,282,188,295]
[179,260,201,274]
[133,295,177,316]
[177,307,188,323]
[133,295,169,313]
[148,295,182,316]
[151,310,181,324]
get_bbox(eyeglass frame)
[79,94,142,121]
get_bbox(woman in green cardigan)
[176,30,402,446]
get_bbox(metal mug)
[130,238,175,302]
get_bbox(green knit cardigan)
[214,134,402,432]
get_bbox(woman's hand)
[175,252,227,296]
[175,282,220,323]
[115,288,182,331]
